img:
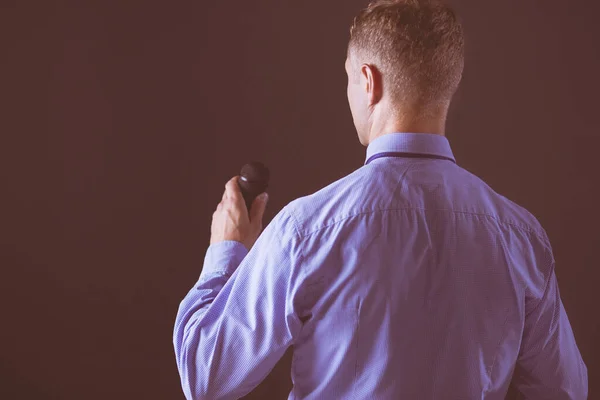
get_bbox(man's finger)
[225,176,244,205]
[249,192,269,224]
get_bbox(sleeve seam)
[525,260,556,317]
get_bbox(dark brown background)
[1,0,598,399]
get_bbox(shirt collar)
[365,132,456,165]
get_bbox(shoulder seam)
[283,206,304,239]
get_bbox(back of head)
[348,0,465,110]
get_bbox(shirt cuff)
[200,240,249,278]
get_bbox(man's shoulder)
[454,166,549,241]
[283,167,369,237]
[492,192,548,240]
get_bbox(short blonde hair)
[348,0,464,108]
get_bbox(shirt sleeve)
[512,266,588,399]
[173,208,305,400]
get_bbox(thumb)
[249,193,269,224]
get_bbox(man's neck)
[366,104,448,145]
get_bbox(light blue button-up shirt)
[174,133,587,399]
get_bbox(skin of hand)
[210,176,269,251]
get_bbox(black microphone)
[238,162,270,211]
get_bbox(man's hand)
[210,176,269,251]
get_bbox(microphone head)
[238,161,270,210]
[240,162,270,192]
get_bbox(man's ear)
[361,63,383,106]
